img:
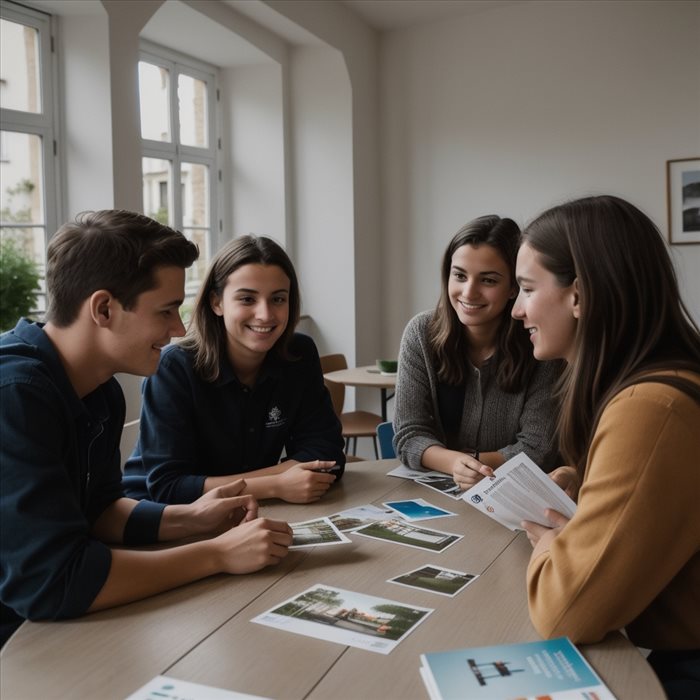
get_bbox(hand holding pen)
[452,448,495,490]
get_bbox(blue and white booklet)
[420,637,616,700]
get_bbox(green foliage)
[149,207,169,226]
[0,238,41,331]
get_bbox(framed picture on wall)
[667,157,700,245]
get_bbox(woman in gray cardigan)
[393,216,561,490]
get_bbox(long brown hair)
[428,215,536,391]
[523,195,700,469]
[180,235,301,382]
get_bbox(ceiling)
[25,0,526,67]
[340,0,524,31]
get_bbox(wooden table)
[323,365,396,420]
[0,461,665,700]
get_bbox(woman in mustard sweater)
[512,195,700,699]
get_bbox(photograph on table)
[414,474,466,500]
[289,517,351,549]
[387,463,445,480]
[388,564,478,598]
[327,504,395,532]
[354,518,463,553]
[252,583,433,655]
[383,498,457,522]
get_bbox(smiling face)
[210,263,290,369]
[109,264,187,376]
[447,243,515,337]
[512,242,579,363]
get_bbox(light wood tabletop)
[323,365,396,420]
[0,461,665,700]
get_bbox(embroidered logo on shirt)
[265,406,286,429]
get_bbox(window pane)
[181,162,209,228]
[0,131,45,228]
[183,227,209,299]
[0,19,41,114]
[142,158,171,225]
[0,224,45,310]
[181,162,210,296]
[139,61,170,142]
[178,74,208,148]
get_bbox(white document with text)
[461,452,576,531]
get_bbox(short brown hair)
[45,210,199,326]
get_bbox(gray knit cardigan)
[393,311,561,472]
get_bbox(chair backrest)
[319,353,347,416]
[376,421,396,459]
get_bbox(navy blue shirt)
[0,320,164,645]
[123,333,346,503]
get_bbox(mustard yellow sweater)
[527,371,700,650]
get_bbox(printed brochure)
[462,452,576,530]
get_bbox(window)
[0,1,58,310]
[139,43,219,301]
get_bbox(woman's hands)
[520,466,578,558]
[452,454,495,490]
[548,466,580,500]
[272,461,338,503]
[521,509,570,558]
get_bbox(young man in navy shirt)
[0,211,292,646]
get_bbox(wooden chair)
[320,353,382,459]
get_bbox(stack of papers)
[420,637,616,699]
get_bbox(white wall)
[222,63,286,244]
[59,12,114,216]
[266,0,382,372]
[380,0,700,351]
[290,45,355,359]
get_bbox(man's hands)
[159,479,258,540]
[160,479,293,574]
[213,517,293,574]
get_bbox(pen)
[473,450,480,461]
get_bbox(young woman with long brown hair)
[513,195,700,699]
[393,216,561,489]
[123,235,345,505]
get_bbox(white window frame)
[139,41,221,293]
[0,0,60,276]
